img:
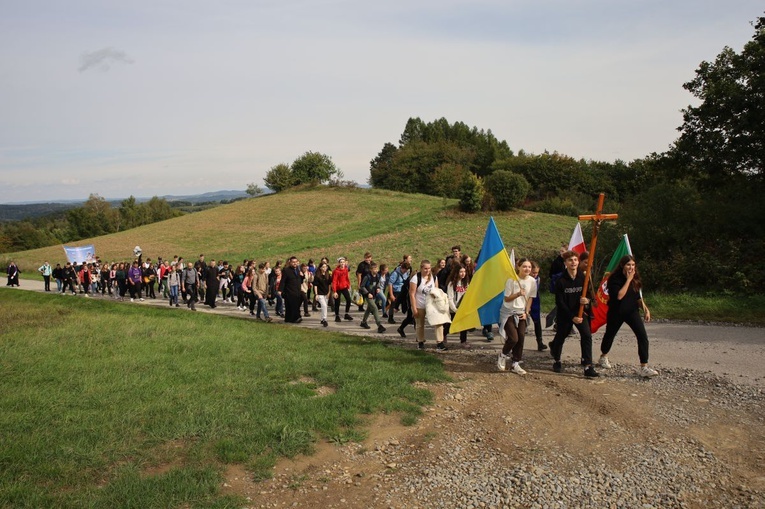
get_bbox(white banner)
[63,244,96,264]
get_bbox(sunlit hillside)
[5,187,577,271]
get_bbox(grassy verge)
[0,290,448,508]
[646,292,765,326]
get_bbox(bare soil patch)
[225,350,765,508]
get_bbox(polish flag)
[568,223,586,254]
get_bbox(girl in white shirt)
[497,258,537,374]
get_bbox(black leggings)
[600,309,649,364]
[333,288,352,316]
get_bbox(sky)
[0,1,762,203]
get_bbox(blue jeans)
[256,297,270,319]
[169,286,179,305]
[375,292,387,315]
[275,294,284,315]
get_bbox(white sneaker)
[130,298,134,302]
[497,352,508,371]
[510,362,527,375]
[599,356,612,369]
[638,366,659,378]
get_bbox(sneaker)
[360,321,371,329]
[304,312,311,317]
[537,342,548,351]
[599,356,612,369]
[321,319,328,327]
[497,352,508,371]
[175,304,180,307]
[397,326,406,338]
[344,313,353,321]
[377,324,386,333]
[387,316,396,324]
[638,366,659,378]
[584,366,600,378]
[250,311,255,316]
[417,342,425,350]
[265,317,273,323]
[139,298,145,302]
[460,342,472,349]
[511,362,527,375]
[130,298,134,302]
[553,361,562,373]
[335,315,342,323]
[436,342,449,352]
[485,332,494,342]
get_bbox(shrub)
[457,173,485,213]
[484,170,530,211]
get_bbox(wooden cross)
[577,193,618,318]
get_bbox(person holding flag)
[597,255,658,378]
[497,258,536,375]
[449,218,517,337]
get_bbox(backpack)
[399,271,427,305]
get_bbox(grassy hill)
[4,187,576,271]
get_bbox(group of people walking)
[18,242,657,378]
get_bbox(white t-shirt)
[503,275,537,314]
[410,273,435,308]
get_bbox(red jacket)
[331,265,351,292]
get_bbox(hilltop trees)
[369,118,513,199]
[264,152,342,192]
[369,117,632,212]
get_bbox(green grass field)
[3,186,576,273]
[0,290,448,508]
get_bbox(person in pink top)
[331,257,354,323]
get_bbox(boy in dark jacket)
[548,251,599,378]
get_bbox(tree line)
[0,195,182,252]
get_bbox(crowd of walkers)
[13,242,658,378]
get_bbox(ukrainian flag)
[450,217,518,333]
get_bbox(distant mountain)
[161,190,254,203]
[0,202,80,221]
[0,190,255,221]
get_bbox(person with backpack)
[181,262,199,311]
[387,261,411,325]
[167,264,181,307]
[409,259,448,351]
[359,262,386,333]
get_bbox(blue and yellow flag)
[450,217,518,333]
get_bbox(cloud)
[78,47,135,72]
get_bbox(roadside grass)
[647,292,765,326]
[0,290,448,508]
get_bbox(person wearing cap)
[331,257,354,322]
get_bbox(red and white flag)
[568,223,586,255]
